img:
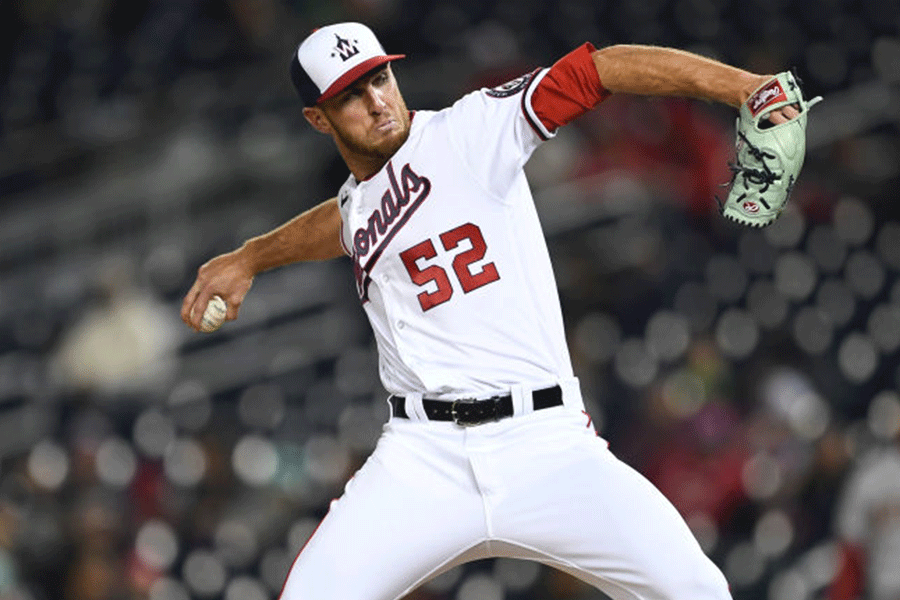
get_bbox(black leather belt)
[389,385,562,426]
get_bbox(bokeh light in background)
[838,333,879,384]
[239,384,286,431]
[747,280,789,330]
[764,205,806,249]
[877,223,900,270]
[224,577,269,600]
[493,559,542,592]
[715,309,759,360]
[27,440,69,491]
[793,306,834,355]
[743,453,783,501]
[615,338,659,388]
[168,380,213,432]
[133,409,176,458]
[725,542,765,589]
[833,197,874,247]
[845,250,885,299]
[182,550,227,598]
[259,547,294,594]
[868,303,900,353]
[817,279,857,327]
[149,577,191,600]
[868,391,900,440]
[662,368,706,418]
[164,438,207,488]
[1,0,899,599]
[645,310,691,363]
[775,252,818,301]
[574,312,622,363]
[687,512,719,555]
[95,437,138,488]
[214,520,258,569]
[136,520,179,572]
[754,509,794,559]
[424,566,463,595]
[233,435,279,486]
[457,573,504,600]
[287,518,319,555]
[807,225,847,273]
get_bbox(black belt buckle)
[450,397,501,427]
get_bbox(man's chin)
[374,128,409,157]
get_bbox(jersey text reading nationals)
[337,43,608,396]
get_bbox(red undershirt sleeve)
[529,42,610,133]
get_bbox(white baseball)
[200,295,227,333]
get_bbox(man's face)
[315,65,411,166]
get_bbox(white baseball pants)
[279,386,731,600]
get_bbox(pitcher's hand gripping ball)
[200,295,227,333]
[718,71,822,227]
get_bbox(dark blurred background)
[1,1,899,599]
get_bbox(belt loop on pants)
[509,383,529,417]
[388,385,563,427]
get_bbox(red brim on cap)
[317,54,406,103]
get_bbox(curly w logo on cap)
[290,23,405,106]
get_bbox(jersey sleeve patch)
[529,42,610,134]
[486,72,535,98]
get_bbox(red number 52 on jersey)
[399,222,500,311]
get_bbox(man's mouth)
[376,119,396,132]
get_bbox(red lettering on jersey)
[400,238,454,311]
[401,223,501,312]
[529,43,610,134]
[351,162,432,302]
[353,162,431,259]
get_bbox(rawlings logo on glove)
[717,71,822,227]
[747,80,788,116]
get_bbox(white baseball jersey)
[337,44,608,397]
[281,41,733,600]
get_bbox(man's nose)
[365,87,387,113]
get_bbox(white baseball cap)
[290,22,405,106]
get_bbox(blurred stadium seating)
[0,1,898,599]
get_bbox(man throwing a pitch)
[182,22,815,600]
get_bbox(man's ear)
[303,107,332,134]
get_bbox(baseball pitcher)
[182,22,819,600]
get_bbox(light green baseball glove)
[718,71,822,227]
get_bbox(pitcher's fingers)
[769,111,789,125]
[767,103,800,125]
[225,300,240,321]
[190,290,216,330]
[181,280,203,326]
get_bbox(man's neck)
[348,155,390,183]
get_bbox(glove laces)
[731,131,780,192]
[716,131,780,213]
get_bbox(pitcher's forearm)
[592,45,769,108]
[242,197,345,274]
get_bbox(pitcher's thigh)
[496,437,731,600]
[280,433,487,600]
